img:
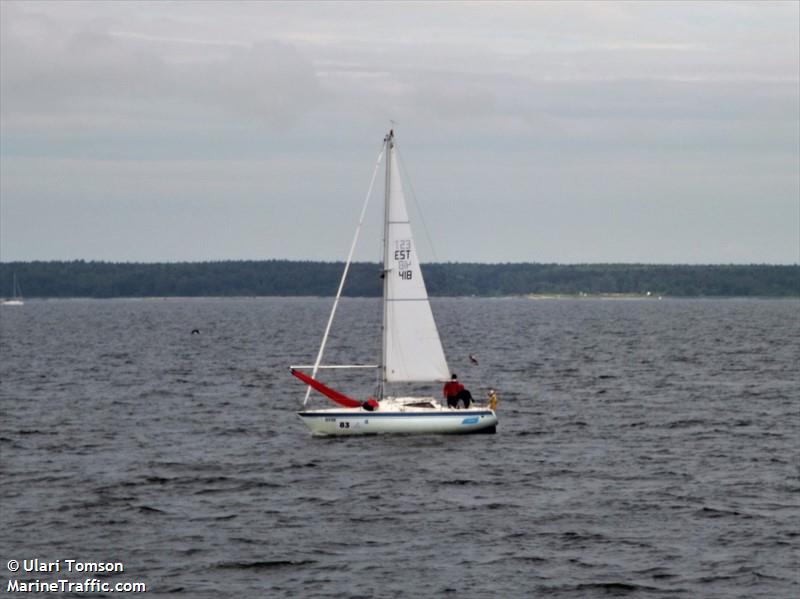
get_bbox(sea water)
[1,297,797,598]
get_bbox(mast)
[379,129,393,399]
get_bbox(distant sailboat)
[291,130,498,435]
[2,274,24,306]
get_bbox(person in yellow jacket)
[487,388,498,411]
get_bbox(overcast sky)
[1,1,798,264]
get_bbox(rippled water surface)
[1,297,798,598]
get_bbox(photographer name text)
[13,559,124,573]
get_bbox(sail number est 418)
[395,240,413,280]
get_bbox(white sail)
[383,141,450,383]
[3,274,24,306]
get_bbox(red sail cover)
[290,369,362,408]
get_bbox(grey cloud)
[1,4,320,129]
[1,1,797,264]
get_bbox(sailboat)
[291,130,498,435]
[2,274,24,306]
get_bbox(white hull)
[298,398,498,436]
[2,300,23,306]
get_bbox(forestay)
[383,143,450,383]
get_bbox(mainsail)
[382,136,450,383]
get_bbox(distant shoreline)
[6,294,799,302]
[1,261,798,298]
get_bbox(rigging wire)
[303,139,386,406]
[394,147,441,263]
[394,144,438,264]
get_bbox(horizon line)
[1,259,798,267]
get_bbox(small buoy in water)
[191,329,200,335]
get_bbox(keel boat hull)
[297,408,498,436]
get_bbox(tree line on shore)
[0,260,797,298]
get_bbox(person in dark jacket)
[456,387,473,409]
